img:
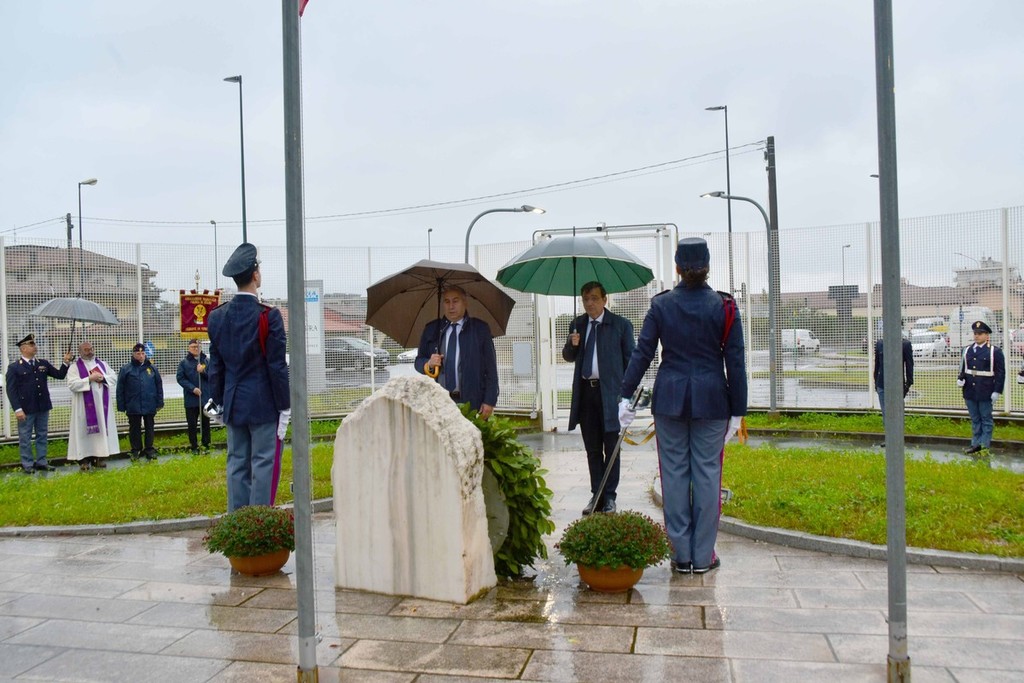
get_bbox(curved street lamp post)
[701,191,779,410]
[464,205,545,263]
[77,178,98,295]
[223,75,248,243]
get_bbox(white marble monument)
[333,374,497,604]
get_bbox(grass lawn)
[724,443,1024,557]
[0,444,335,527]
[744,411,1024,442]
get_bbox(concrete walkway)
[1,435,1022,681]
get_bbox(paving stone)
[732,659,888,682]
[0,593,155,623]
[636,626,835,661]
[126,602,297,633]
[449,619,635,652]
[829,632,1024,670]
[7,618,192,654]
[0,572,144,599]
[118,580,261,606]
[332,613,460,643]
[795,587,981,612]
[522,649,730,681]
[0,642,64,678]
[704,605,889,635]
[17,649,229,682]
[161,629,346,666]
[340,639,529,678]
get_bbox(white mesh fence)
[1,205,1021,438]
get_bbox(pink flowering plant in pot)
[202,505,295,558]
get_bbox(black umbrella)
[365,260,515,348]
[28,297,119,351]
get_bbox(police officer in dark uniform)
[957,320,1005,454]
[207,243,291,512]
[5,334,73,474]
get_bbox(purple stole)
[76,358,110,435]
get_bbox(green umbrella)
[496,236,654,296]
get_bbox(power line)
[9,142,765,231]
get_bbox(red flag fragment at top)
[299,0,309,16]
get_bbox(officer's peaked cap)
[675,237,710,270]
[971,320,992,334]
[223,243,259,278]
[15,333,34,347]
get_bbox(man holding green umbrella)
[562,281,635,515]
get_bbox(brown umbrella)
[366,260,516,348]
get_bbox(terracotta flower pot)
[227,549,291,576]
[576,563,644,593]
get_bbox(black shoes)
[693,556,722,574]
[964,445,983,455]
[582,496,617,516]
[21,467,34,475]
[33,463,56,472]
[90,458,107,469]
[670,560,692,574]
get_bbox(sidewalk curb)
[5,493,1022,575]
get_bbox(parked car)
[397,348,418,363]
[324,337,389,371]
[910,331,946,358]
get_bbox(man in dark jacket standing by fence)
[176,339,211,454]
[117,343,164,460]
[873,333,913,442]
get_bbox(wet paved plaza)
[1,434,1022,681]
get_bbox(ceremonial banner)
[180,290,220,339]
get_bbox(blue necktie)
[581,319,597,379]
[444,322,459,391]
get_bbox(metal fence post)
[0,236,8,439]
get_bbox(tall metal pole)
[706,105,734,294]
[281,1,317,678]
[842,243,851,373]
[210,220,219,290]
[77,184,83,296]
[223,76,248,243]
[427,227,433,259]
[724,107,733,295]
[65,213,73,295]
[765,137,782,410]
[873,0,910,679]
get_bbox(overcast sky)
[2,1,1021,257]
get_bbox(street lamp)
[77,178,98,295]
[842,243,851,370]
[427,227,433,259]
[954,252,980,267]
[705,105,734,294]
[223,75,248,243]
[464,205,546,263]
[701,190,779,410]
[210,220,219,289]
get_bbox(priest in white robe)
[67,341,119,471]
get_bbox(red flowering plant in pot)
[555,510,671,593]
[203,505,296,576]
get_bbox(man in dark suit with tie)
[208,243,291,511]
[5,334,73,474]
[563,281,636,515]
[415,285,499,419]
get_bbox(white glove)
[277,409,291,440]
[618,398,636,429]
[991,393,1000,403]
[203,399,223,426]
[956,378,965,388]
[724,416,743,443]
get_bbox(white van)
[782,329,820,353]
[948,306,996,349]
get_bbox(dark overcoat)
[562,309,635,432]
[5,357,69,414]
[117,358,165,415]
[176,351,211,408]
[414,316,498,411]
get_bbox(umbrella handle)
[425,364,440,379]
